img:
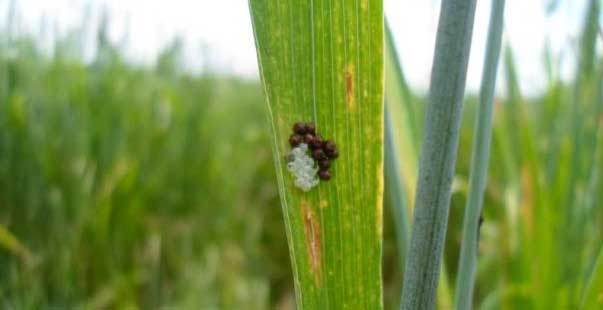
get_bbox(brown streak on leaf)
[301,200,322,284]
[345,67,355,110]
[361,0,368,10]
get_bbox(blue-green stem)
[453,0,505,309]
[400,0,477,309]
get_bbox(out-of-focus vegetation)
[0,24,292,308]
[0,2,602,309]
[385,1,602,308]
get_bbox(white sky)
[2,0,594,95]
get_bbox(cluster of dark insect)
[289,122,338,181]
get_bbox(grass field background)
[1,2,602,309]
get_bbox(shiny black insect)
[289,121,339,183]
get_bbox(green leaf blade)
[248,0,385,308]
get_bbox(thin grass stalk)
[501,47,523,174]
[384,103,410,268]
[579,64,603,307]
[584,62,603,212]
[384,19,421,208]
[400,0,477,309]
[384,103,410,309]
[453,0,505,309]
[561,3,601,298]
[385,20,419,152]
[581,243,603,309]
[384,22,412,108]
[565,0,600,208]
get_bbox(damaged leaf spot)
[302,201,322,283]
[345,67,355,110]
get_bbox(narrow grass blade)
[248,0,384,308]
[384,20,419,153]
[454,0,505,309]
[384,20,420,209]
[565,0,600,209]
[384,104,410,268]
[577,0,599,83]
[581,244,603,309]
[401,0,478,309]
[0,224,33,261]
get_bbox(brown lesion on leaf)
[361,0,368,10]
[301,200,322,284]
[345,66,355,110]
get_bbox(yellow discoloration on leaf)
[301,200,322,284]
[345,66,355,110]
[376,163,384,237]
[320,200,328,209]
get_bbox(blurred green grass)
[0,29,292,308]
[1,4,602,309]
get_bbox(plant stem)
[454,0,505,309]
[385,104,410,269]
[400,0,477,309]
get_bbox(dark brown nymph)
[312,149,327,161]
[305,122,316,136]
[309,135,324,149]
[318,170,331,180]
[289,134,302,147]
[303,133,316,145]
[293,122,307,135]
[318,159,330,170]
[323,140,339,159]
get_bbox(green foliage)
[582,245,603,309]
[0,34,283,308]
